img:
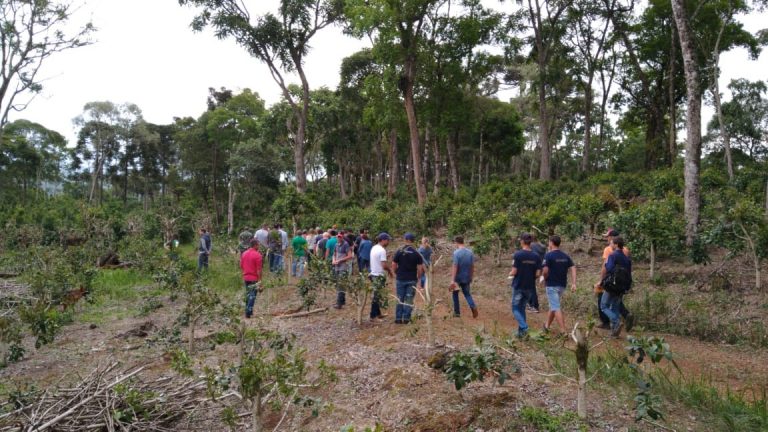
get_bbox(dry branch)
[274,307,328,319]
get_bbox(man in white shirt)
[254,225,269,251]
[369,233,393,321]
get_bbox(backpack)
[603,264,632,295]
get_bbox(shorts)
[546,286,566,312]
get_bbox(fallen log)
[275,307,328,319]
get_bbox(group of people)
[235,224,634,338]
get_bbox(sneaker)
[597,322,610,330]
[517,330,529,340]
[452,313,461,318]
[394,319,403,324]
[625,313,635,332]
[542,325,550,333]
[471,307,479,319]
[610,323,624,339]
[333,304,342,310]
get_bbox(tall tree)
[671,0,702,246]
[179,0,342,193]
[0,0,94,140]
[523,0,573,180]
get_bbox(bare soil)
[2,242,767,432]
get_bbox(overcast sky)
[10,0,768,146]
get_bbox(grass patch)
[78,268,160,324]
[517,406,587,432]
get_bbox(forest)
[1,0,768,431]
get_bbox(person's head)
[262,224,269,230]
[250,238,259,249]
[243,226,250,232]
[548,235,561,250]
[604,228,619,243]
[520,233,533,248]
[199,228,206,235]
[274,224,280,230]
[404,232,415,244]
[421,237,430,247]
[329,230,337,237]
[377,232,391,246]
[611,236,625,250]
[454,236,464,246]
[361,232,369,240]
[332,224,338,230]
[323,232,330,239]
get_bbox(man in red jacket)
[240,239,263,318]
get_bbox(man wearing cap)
[450,236,479,318]
[595,229,634,331]
[369,233,393,321]
[240,239,263,318]
[392,233,424,324]
[238,226,253,257]
[600,236,633,338]
[509,233,543,338]
[332,231,354,309]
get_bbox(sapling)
[181,275,220,353]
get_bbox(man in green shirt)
[291,231,308,278]
[325,229,338,262]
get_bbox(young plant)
[625,335,678,422]
[442,334,516,391]
[181,275,220,353]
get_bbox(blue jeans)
[291,256,306,277]
[512,289,534,335]
[395,280,417,322]
[452,282,476,316]
[598,292,630,324]
[269,252,284,273]
[600,291,624,330]
[244,281,259,318]
[358,258,370,274]
[197,253,209,271]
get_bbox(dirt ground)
[1,241,767,432]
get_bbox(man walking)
[600,236,633,338]
[325,230,339,262]
[197,228,212,272]
[450,236,479,319]
[279,224,289,272]
[369,233,392,321]
[267,225,282,273]
[542,235,577,333]
[240,239,263,318]
[509,233,542,338]
[254,224,269,251]
[332,232,354,309]
[595,229,634,331]
[392,233,424,324]
[527,233,547,313]
[291,230,308,278]
[357,232,373,273]
[238,226,253,256]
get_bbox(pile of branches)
[0,362,207,432]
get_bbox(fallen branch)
[275,307,328,319]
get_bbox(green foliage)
[474,212,511,263]
[297,258,334,310]
[18,304,65,349]
[447,204,481,236]
[519,407,585,432]
[443,334,517,391]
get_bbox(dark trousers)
[244,281,258,318]
[598,292,630,324]
[197,253,209,271]
[369,275,386,318]
[528,288,539,310]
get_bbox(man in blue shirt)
[197,228,212,272]
[542,235,576,333]
[357,232,372,273]
[450,236,478,318]
[509,233,542,338]
[600,236,633,338]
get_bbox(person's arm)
[382,259,393,278]
[450,264,458,289]
[570,266,577,291]
[417,264,424,286]
[542,263,549,280]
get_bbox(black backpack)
[603,264,632,295]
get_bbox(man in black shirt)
[392,233,424,324]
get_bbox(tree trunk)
[387,128,398,199]
[403,60,427,206]
[189,317,197,353]
[227,179,235,236]
[432,136,442,195]
[581,81,593,173]
[711,18,733,181]
[339,165,347,200]
[252,392,263,432]
[649,242,656,280]
[538,80,551,180]
[446,131,459,194]
[668,25,678,165]
[357,289,369,326]
[573,326,589,420]
[672,0,702,247]
[478,127,485,185]
[293,60,311,194]
[375,134,383,194]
